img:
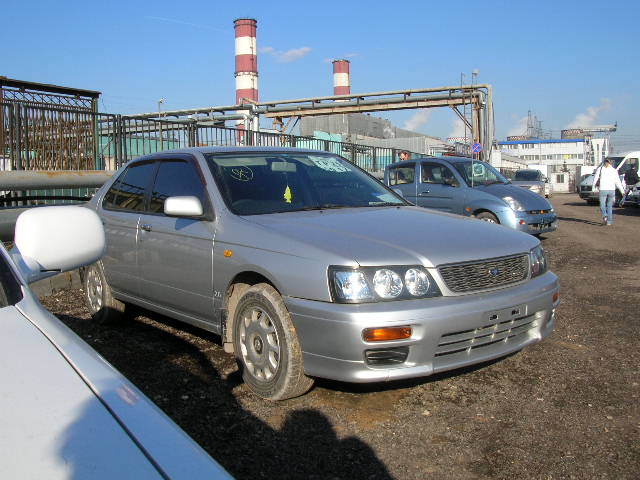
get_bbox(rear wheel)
[475,211,499,224]
[233,283,313,400]
[83,262,126,323]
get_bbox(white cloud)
[403,109,431,131]
[260,46,312,63]
[565,98,612,128]
[507,116,528,137]
[448,117,468,139]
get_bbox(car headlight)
[529,185,542,193]
[503,196,526,211]
[529,245,548,278]
[329,266,441,303]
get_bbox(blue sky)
[3,0,639,149]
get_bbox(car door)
[100,160,156,297]
[416,161,463,213]
[386,163,417,204]
[136,156,216,321]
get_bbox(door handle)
[140,224,152,232]
[420,190,430,195]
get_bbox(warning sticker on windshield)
[309,156,352,173]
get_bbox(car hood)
[511,180,543,188]
[247,206,537,268]
[475,184,551,209]
[2,296,231,480]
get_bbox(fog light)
[362,326,412,342]
[365,346,410,366]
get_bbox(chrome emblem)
[489,268,501,277]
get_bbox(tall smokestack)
[234,18,258,104]
[332,59,350,96]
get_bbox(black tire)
[475,211,499,224]
[233,283,313,400]
[83,261,126,323]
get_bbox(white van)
[578,151,640,204]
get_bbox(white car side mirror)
[164,196,204,217]
[11,206,105,283]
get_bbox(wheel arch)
[222,271,280,353]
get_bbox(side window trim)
[102,159,157,213]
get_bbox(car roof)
[385,156,474,169]
[151,146,328,156]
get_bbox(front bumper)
[285,272,559,383]
[498,208,558,235]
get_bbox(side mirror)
[11,206,105,283]
[164,196,204,217]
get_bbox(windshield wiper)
[483,180,505,186]
[294,204,353,211]
[364,202,404,207]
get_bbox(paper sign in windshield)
[309,157,352,173]
[229,166,254,181]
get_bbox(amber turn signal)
[553,292,559,303]
[362,326,412,342]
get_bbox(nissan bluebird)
[84,147,559,400]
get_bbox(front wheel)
[475,211,499,224]
[83,262,126,323]
[233,283,313,400]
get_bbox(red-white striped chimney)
[234,18,258,105]
[332,59,350,96]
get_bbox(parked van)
[578,151,640,204]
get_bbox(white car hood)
[248,206,537,267]
[0,306,165,480]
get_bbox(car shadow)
[56,309,394,480]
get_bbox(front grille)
[581,186,592,192]
[438,255,529,293]
[435,314,538,357]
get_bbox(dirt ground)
[43,193,639,479]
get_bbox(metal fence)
[1,101,406,174]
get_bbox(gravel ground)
[43,193,640,479]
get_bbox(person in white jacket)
[592,159,625,225]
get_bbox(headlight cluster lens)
[503,196,526,211]
[529,245,548,278]
[330,266,440,303]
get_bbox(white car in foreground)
[0,206,231,479]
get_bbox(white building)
[497,138,609,192]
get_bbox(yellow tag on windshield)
[284,185,292,203]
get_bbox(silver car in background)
[1,206,231,480]
[85,147,559,401]
[511,169,553,198]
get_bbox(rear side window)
[388,165,415,185]
[149,160,208,214]
[103,161,155,211]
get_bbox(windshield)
[205,152,407,215]
[0,250,23,307]
[514,170,542,181]
[451,161,509,187]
